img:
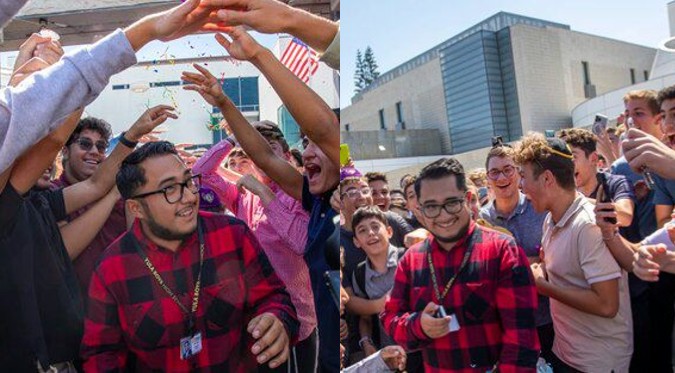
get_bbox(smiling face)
[341,179,373,222]
[486,156,520,201]
[353,217,392,258]
[660,97,675,150]
[303,139,339,195]
[63,129,107,182]
[625,98,663,139]
[570,146,597,192]
[368,179,391,211]
[417,175,470,245]
[128,154,199,243]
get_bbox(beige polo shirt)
[542,193,632,372]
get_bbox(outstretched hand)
[214,27,265,62]
[126,105,178,142]
[201,0,295,34]
[182,64,230,107]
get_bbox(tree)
[354,49,367,94]
[363,46,380,85]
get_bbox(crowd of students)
[338,86,675,372]
[0,0,341,372]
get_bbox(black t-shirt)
[0,184,83,369]
[385,211,414,247]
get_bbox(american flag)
[280,37,319,84]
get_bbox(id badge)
[180,332,203,360]
[448,313,461,332]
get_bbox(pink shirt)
[194,140,317,340]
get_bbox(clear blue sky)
[341,0,671,109]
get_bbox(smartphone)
[592,114,608,136]
[340,144,350,167]
[596,173,618,224]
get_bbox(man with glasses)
[478,144,555,362]
[381,157,539,372]
[514,134,632,372]
[81,141,299,371]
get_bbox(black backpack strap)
[354,260,369,300]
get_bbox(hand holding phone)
[596,173,618,224]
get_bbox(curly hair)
[513,132,576,191]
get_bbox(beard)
[142,203,196,242]
[434,220,470,244]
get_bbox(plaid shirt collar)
[130,218,199,254]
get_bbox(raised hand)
[125,105,178,142]
[214,27,265,61]
[201,0,295,34]
[182,64,229,107]
[632,244,667,282]
[622,128,675,179]
[236,174,275,204]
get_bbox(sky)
[341,0,671,109]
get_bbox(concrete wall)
[341,129,443,160]
[511,24,655,133]
[340,57,451,153]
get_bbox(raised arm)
[214,28,339,167]
[0,0,29,28]
[60,187,121,260]
[202,0,338,55]
[182,64,303,200]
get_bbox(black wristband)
[119,131,139,149]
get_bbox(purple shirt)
[194,140,317,340]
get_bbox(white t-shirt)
[542,194,633,372]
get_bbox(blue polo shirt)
[479,192,552,327]
[653,174,675,207]
[302,177,339,373]
[611,156,657,242]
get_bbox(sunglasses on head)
[75,137,108,153]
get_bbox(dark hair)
[401,175,416,195]
[66,117,113,147]
[414,158,467,198]
[226,148,249,167]
[365,172,388,184]
[351,205,389,232]
[116,141,179,199]
[558,128,597,157]
[253,121,290,153]
[290,148,303,166]
[657,85,675,109]
[485,145,515,170]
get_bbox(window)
[630,68,636,84]
[582,61,590,85]
[379,109,386,130]
[644,70,649,81]
[396,101,404,129]
[277,106,301,144]
[222,77,259,112]
[345,123,350,132]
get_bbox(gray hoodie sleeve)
[0,0,28,28]
[0,28,137,174]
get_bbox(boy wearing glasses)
[479,144,555,362]
[515,134,633,372]
[381,157,539,372]
[81,141,298,371]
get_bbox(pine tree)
[354,49,366,94]
[363,46,380,85]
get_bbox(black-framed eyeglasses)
[76,137,108,153]
[131,174,201,204]
[487,165,517,180]
[418,198,465,218]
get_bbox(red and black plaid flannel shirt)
[81,212,299,372]
[381,222,540,372]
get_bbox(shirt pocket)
[203,278,245,336]
[120,302,169,349]
[460,282,494,325]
